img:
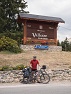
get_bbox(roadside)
[0,81,71,88]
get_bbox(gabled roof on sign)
[19,13,65,23]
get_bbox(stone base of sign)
[20,45,62,52]
[48,46,62,52]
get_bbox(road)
[0,83,71,94]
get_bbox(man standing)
[30,56,39,71]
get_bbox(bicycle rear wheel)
[40,74,50,84]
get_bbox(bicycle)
[22,65,50,84]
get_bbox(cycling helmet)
[33,56,36,58]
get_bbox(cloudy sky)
[25,0,71,42]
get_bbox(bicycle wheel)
[40,74,50,84]
[23,77,29,84]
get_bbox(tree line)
[0,0,28,53]
[57,37,71,52]
[0,0,29,45]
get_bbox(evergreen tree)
[61,37,71,51]
[0,0,28,32]
[64,37,69,51]
[61,41,65,51]
[57,40,61,46]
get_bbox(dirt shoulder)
[0,81,71,87]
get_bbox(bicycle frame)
[22,66,50,84]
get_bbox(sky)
[25,0,71,42]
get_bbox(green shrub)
[69,66,71,69]
[0,31,23,45]
[0,36,22,53]
[1,65,9,71]
[15,64,25,70]
[0,64,25,71]
[0,67,2,71]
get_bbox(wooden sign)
[27,22,54,40]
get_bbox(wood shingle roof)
[19,13,65,23]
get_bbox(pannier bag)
[42,65,46,69]
[22,68,30,78]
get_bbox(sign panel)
[27,22,55,40]
[34,45,49,50]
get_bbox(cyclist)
[30,56,40,83]
[30,56,39,71]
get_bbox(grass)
[0,51,15,54]
[0,50,23,55]
[0,64,25,71]
[69,66,71,69]
[0,50,71,70]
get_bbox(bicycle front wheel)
[40,74,50,84]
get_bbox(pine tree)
[57,40,61,46]
[61,37,71,51]
[0,0,28,32]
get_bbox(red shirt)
[30,60,39,69]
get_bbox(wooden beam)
[23,20,27,44]
[53,24,58,45]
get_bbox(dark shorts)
[32,69,37,71]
